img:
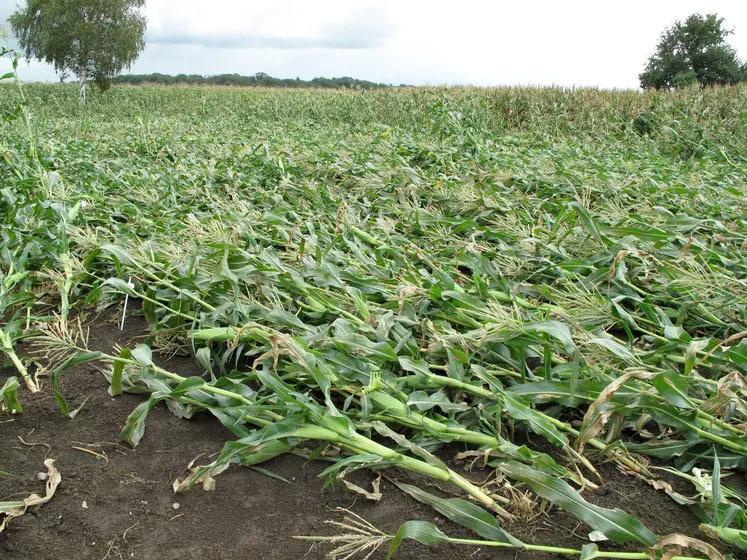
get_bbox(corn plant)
[1,70,745,558]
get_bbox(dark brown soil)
[0,310,706,560]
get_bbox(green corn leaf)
[318,453,386,481]
[53,351,104,417]
[110,347,132,396]
[699,524,747,551]
[580,543,600,560]
[625,439,696,460]
[652,371,694,409]
[333,333,398,363]
[395,481,521,545]
[568,201,606,245]
[236,418,304,447]
[664,326,690,342]
[170,376,206,397]
[236,438,296,467]
[0,376,22,414]
[586,337,637,364]
[370,421,447,469]
[507,380,636,404]
[523,320,576,354]
[386,520,449,559]
[103,276,138,296]
[121,396,160,447]
[101,243,137,266]
[712,451,721,521]
[678,445,747,471]
[500,461,656,545]
[247,465,292,483]
[684,339,710,376]
[398,356,432,378]
[611,298,639,330]
[131,344,153,365]
[266,309,313,332]
[407,389,469,413]
[500,393,568,447]
[724,341,747,367]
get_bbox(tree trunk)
[78,69,86,105]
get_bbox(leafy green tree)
[640,13,744,89]
[9,0,146,103]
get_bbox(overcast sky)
[2,0,746,88]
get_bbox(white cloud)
[147,1,392,49]
[2,0,746,87]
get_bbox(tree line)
[111,72,399,90]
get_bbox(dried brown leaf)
[650,533,723,560]
[575,371,653,452]
[0,459,61,532]
[340,473,382,501]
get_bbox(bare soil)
[1,310,705,560]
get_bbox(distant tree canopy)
[640,13,745,89]
[9,0,147,103]
[112,72,399,90]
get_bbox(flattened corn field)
[1,76,746,560]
